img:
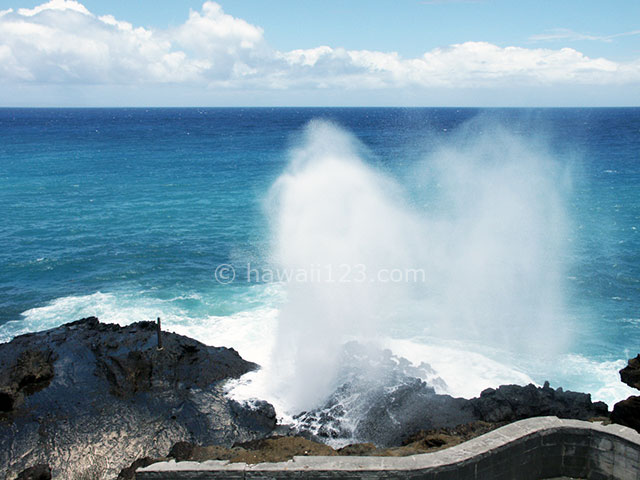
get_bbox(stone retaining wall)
[137,417,640,479]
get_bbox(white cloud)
[174,2,264,54]
[530,28,640,43]
[281,42,633,88]
[0,0,638,93]
[17,0,90,17]
[0,43,33,81]
[0,2,209,84]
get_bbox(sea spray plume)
[263,118,572,416]
[266,120,423,412]
[409,119,572,357]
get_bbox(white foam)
[553,354,637,407]
[169,308,278,367]
[387,338,534,398]
[0,292,161,342]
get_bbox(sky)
[0,0,638,106]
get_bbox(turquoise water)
[1,108,639,409]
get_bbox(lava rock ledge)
[0,317,276,480]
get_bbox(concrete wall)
[137,417,640,480]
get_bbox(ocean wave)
[2,289,635,418]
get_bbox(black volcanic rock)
[345,380,606,447]
[611,395,640,432]
[117,457,158,480]
[168,441,195,462]
[610,354,640,433]
[0,347,55,412]
[231,399,278,433]
[352,378,476,446]
[620,354,640,391]
[471,381,609,423]
[0,317,276,480]
[292,343,608,448]
[293,343,451,445]
[16,464,51,480]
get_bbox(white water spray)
[266,121,422,411]
[263,119,571,413]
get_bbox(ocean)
[1,108,638,421]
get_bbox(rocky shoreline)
[0,317,275,480]
[0,317,637,480]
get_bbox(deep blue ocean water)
[1,108,639,408]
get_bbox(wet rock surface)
[471,381,609,423]
[0,348,55,413]
[338,380,607,446]
[350,379,477,446]
[611,354,640,433]
[294,343,608,447]
[611,395,640,432]
[293,342,455,445]
[620,354,640,390]
[0,317,276,480]
[15,464,51,480]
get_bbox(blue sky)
[0,0,638,106]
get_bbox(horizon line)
[1,105,639,109]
